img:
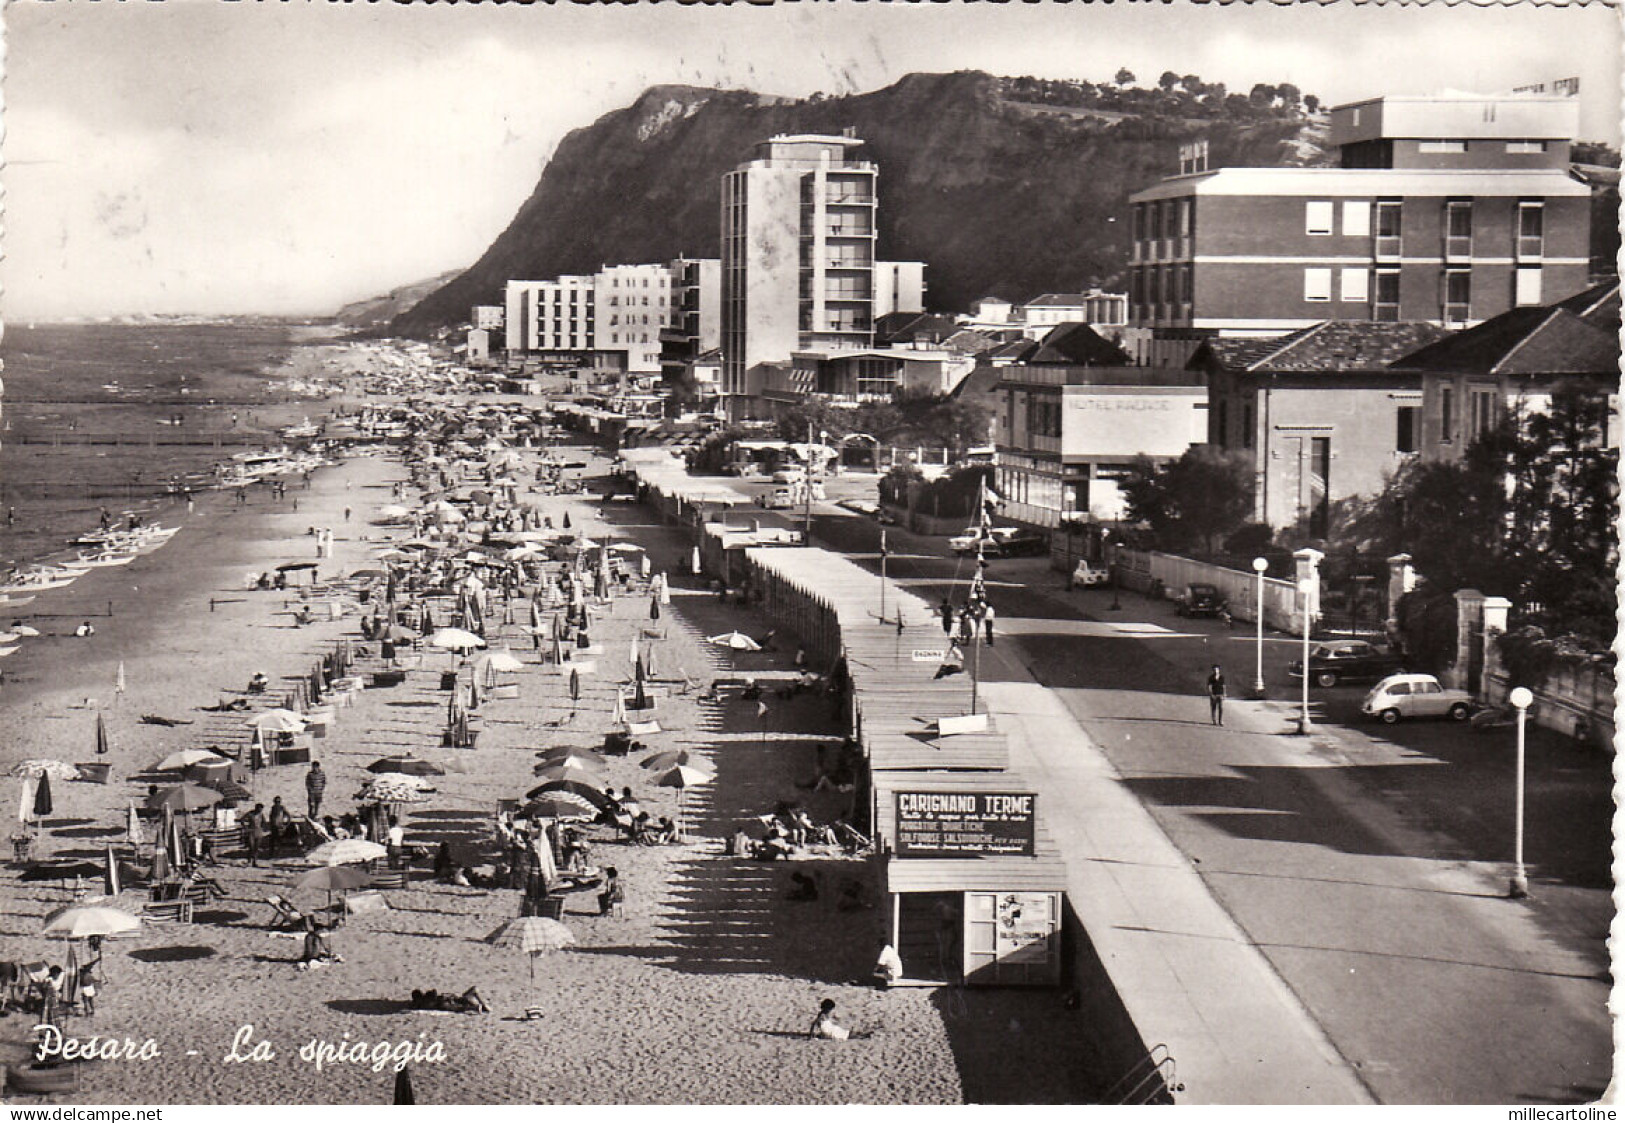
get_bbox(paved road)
[788,494,1612,1105]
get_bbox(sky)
[5,1,1621,320]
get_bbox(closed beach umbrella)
[96,714,110,756]
[568,668,580,702]
[33,772,53,819]
[103,845,121,897]
[126,802,145,848]
[690,547,701,575]
[649,596,660,621]
[306,838,389,867]
[561,512,571,530]
[115,661,126,695]
[17,777,32,827]
[393,1066,415,1106]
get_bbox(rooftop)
[1198,321,1451,373]
[1392,284,1621,376]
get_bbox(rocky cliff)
[393,71,1325,335]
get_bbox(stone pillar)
[1386,553,1414,632]
[1292,547,1324,635]
[1480,596,1513,701]
[1451,589,1485,693]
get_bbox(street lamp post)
[879,528,888,625]
[1509,686,1534,899]
[1252,557,1269,698]
[1297,578,1314,733]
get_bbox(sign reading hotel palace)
[894,791,1037,858]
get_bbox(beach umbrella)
[103,845,121,897]
[609,543,643,554]
[293,863,371,909]
[655,763,711,834]
[708,631,761,652]
[379,504,412,521]
[561,512,571,530]
[527,780,613,809]
[428,628,485,652]
[568,668,580,702]
[358,779,429,805]
[484,916,575,980]
[535,747,607,770]
[365,772,435,792]
[640,555,651,580]
[633,656,648,710]
[639,749,713,774]
[486,649,524,674]
[609,690,625,727]
[649,596,660,621]
[366,756,444,777]
[125,803,145,848]
[96,713,111,756]
[627,637,639,667]
[41,904,140,940]
[18,777,32,829]
[393,1067,416,1106]
[144,784,222,813]
[518,793,597,822]
[115,661,126,696]
[690,547,701,575]
[12,625,40,637]
[33,772,53,819]
[206,778,252,803]
[10,760,80,781]
[531,760,602,784]
[658,573,670,606]
[153,748,227,773]
[305,839,389,867]
[245,709,306,733]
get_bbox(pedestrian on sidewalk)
[939,598,953,636]
[983,602,996,647]
[1206,665,1226,726]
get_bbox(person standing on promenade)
[983,602,996,647]
[939,598,953,636]
[1206,665,1226,726]
[305,761,326,819]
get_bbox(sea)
[0,322,340,573]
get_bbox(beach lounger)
[369,869,410,890]
[343,890,390,918]
[266,895,307,929]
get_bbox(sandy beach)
[0,365,1096,1105]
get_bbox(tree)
[774,399,852,445]
[1276,83,1302,109]
[1114,68,1136,88]
[1249,83,1277,109]
[1121,446,1254,555]
[1158,71,1182,93]
[1303,94,1321,114]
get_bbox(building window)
[1507,140,1547,154]
[1374,200,1402,258]
[1515,267,1543,307]
[1308,437,1331,538]
[1243,402,1254,449]
[1444,200,1473,259]
[1517,200,1545,260]
[1340,267,1369,303]
[1440,385,1455,443]
[1182,263,1194,310]
[1342,201,1371,237]
[1443,269,1471,325]
[1419,139,1468,153]
[1305,201,1334,236]
[1216,399,1228,446]
[1468,388,1498,442]
[1304,268,1332,302]
[1373,267,1402,319]
[1396,406,1418,453]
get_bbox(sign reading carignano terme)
[894,791,1037,858]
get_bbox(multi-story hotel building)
[721,132,925,417]
[505,263,672,375]
[1126,93,1593,364]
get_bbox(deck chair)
[143,899,194,924]
[266,894,307,929]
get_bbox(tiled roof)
[1553,281,1620,335]
[949,363,1005,402]
[1202,322,1447,373]
[1393,306,1619,376]
[1028,322,1132,366]
[1023,293,1090,307]
[984,337,1039,362]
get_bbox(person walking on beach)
[1206,665,1226,726]
[305,761,326,819]
[243,804,266,867]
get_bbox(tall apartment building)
[720,133,884,416]
[873,261,928,319]
[505,263,672,374]
[1125,92,1592,364]
[660,257,723,396]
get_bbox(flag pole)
[879,528,888,625]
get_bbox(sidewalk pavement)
[982,679,1375,1105]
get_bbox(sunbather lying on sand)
[409,987,488,1014]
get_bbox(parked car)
[952,526,1044,557]
[950,526,1002,554]
[723,461,763,478]
[1174,583,1228,618]
[1360,673,1474,724]
[771,467,807,485]
[1287,640,1405,687]
[755,488,799,509]
[1070,560,1111,588]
